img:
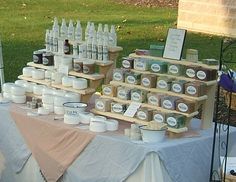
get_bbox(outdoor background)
[0,0,222,82]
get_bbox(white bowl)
[62,76,75,87]
[139,126,167,143]
[63,102,87,116]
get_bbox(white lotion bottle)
[60,18,68,39]
[92,32,97,60]
[102,35,109,62]
[75,20,82,42]
[68,19,74,40]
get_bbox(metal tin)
[33,50,44,64]
[43,52,54,66]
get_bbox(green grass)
[0,0,222,82]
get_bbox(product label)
[163,100,173,109]
[197,70,206,80]
[157,80,167,89]
[135,60,145,70]
[186,86,197,95]
[43,57,49,65]
[112,104,123,113]
[153,114,164,123]
[131,92,141,102]
[169,65,179,74]
[172,83,182,93]
[178,103,189,112]
[83,65,90,74]
[137,111,147,120]
[96,101,105,110]
[73,63,82,72]
[64,45,70,53]
[113,72,123,81]
[142,78,150,87]
[186,68,195,78]
[33,55,39,63]
[122,60,130,68]
[151,64,161,72]
[148,95,158,105]
[127,75,136,84]
[167,117,177,127]
[103,87,112,95]
[118,90,127,99]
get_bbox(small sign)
[163,28,187,60]
[124,102,141,117]
[58,65,69,75]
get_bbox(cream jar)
[64,114,80,125]
[65,92,81,102]
[33,85,47,95]
[83,60,95,74]
[51,72,64,85]
[11,85,26,96]
[105,119,119,131]
[54,106,64,115]
[23,82,36,93]
[42,94,54,105]
[12,95,26,104]
[54,96,68,107]
[32,69,45,80]
[72,78,88,90]
[89,121,107,132]
[22,67,35,77]
[62,76,75,87]
[2,83,15,93]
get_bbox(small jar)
[33,50,43,64]
[83,60,95,74]
[43,52,54,66]
[73,58,83,73]
[64,39,70,54]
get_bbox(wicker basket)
[223,90,236,110]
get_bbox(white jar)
[53,89,67,97]
[23,82,36,93]
[3,92,12,100]
[43,103,54,113]
[32,69,45,80]
[15,80,28,87]
[62,76,75,87]
[65,92,81,102]
[54,106,64,115]
[89,121,107,132]
[33,85,46,95]
[12,95,26,104]
[64,114,80,125]
[72,78,88,90]
[11,85,26,96]
[42,94,54,104]
[52,72,64,85]
[79,112,94,124]
[22,67,35,77]
[54,96,68,107]
[2,83,15,93]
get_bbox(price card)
[58,65,69,75]
[124,102,141,117]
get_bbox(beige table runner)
[10,104,95,182]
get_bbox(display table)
[0,103,236,182]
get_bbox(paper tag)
[124,102,141,117]
[58,65,69,75]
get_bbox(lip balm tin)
[134,58,149,71]
[161,96,180,110]
[83,60,95,74]
[171,80,188,94]
[185,65,200,79]
[185,81,206,97]
[33,50,44,64]
[73,59,83,73]
[117,86,131,100]
[176,99,196,113]
[153,110,166,123]
[166,113,186,129]
[102,84,117,97]
[125,72,141,85]
[43,52,54,66]
[156,76,173,91]
[111,102,126,114]
[196,67,217,81]
[95,98,112,112]
[147,93,164,106]
[149,61,167,73]
[136,107,153,121]
[131,89,147,103]
[122,57,134,69]
[113,68,129,82]
[141,74,157,88]
[168,63,184,76]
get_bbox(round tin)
[33,50,44,64]
[43,52,54,66]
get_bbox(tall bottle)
[68,19,74,40]
[60,18,68,39]
[109,25,117,46]
[75,20,82,42]
[52,17,59,36]
[53,30,59,52]
[102,35,109,61]
[97,35,103,61]
[85,21,91,41]
[97,23,103,42]
[86,36,92,59]
[92,32,97,60]
[89,22,95,39]
[49,30,54,52]
[103,24,109,37]
[45,29,50,51]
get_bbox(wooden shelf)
[110,81,208,102]
[131,69,217,86]
[27,62,54,70]
[129,53,219,70]
[91,109,188,133]
[69,71,104,80]
[101,95,198,117]
[18,75,51,86]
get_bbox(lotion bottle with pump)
[75,20,82,42]
[85,21,91,41]
[60,18,68,39]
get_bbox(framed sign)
[163,28,187,60]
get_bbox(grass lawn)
[0,0,222,82]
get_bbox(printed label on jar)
[96,101,105,110]
[157,80,167,89]
[178,103,189,112]
[186,86,197,95]
[172,83,182,93]
[73,63,82,72]
[167,117,177,127]
[135,61,145,70]
[118,90,127,99]
[196,70,206,80]
[113,72,123,81]
[142,78,150,87]
[131,92,141,102]
[137,111,147,120]
[127,76,136,84]
[33,55,39,63]
[122,60,130,68]
[83,65,90,74]
[103,87,112,95]
[163,100,173,109]
[43,57,49,65]
[186,68,195,78]
[153,114,164,123]
[112,104,123,113]
[169,65,179,74]
[148,95,158,105]
[151,64,161,72]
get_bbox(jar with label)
[196,67,217,81]
[102,84,117,97]
[83,60,95,74]
[73,59,83,73]
[161,96,180,110]
[156,76,173,91]
[166,113,186,129]
[185,65,199,79]
[134,58,149,71]
[149,61,167,73]
[147,93,164,106]
[42,52,54,66]
[171,80,188,94]
[113,68,129,82]
[175,99,196,113]
[117,86,131,100]
[95,98,112,112]
[136,107,153,121]
[122,57,134,69]
[125,72,141,85]
[185,81,206,97]
[33,50,44,64]
[131,89,147,103]
[111,102,126,114]
[153,111,166,123]
[141,74,157,88]
[63,39,71,54]
[168,63,184,76]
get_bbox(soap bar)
[125,72,141,85]
[122,57,134,69]
[117,86,131,100]
[150,61,168,73]
[156,76,173,91]
[202,59,219,65]
[185,65,200,79]
[166,113,186,129]
[113,68,129,82]
[131,89,147,103]
[153,110,166,123]
[111,102,126,114]
[196,67,217,81]
[102,84,117,97]
[171,80,188,94]
[147,93,164,106]
[134,58,149,71]
[161,96,180,110]
[168,63,184,76]
[185,81,206,97]
[136,107,153,121]
[95,98,112,112]
[175,99,196,113]
[141,74,157,88]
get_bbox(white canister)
[53,89,67,97]
[11,85,26,96]
[63,102,87,116]
[2,83,15,93]
[42,87,55,95]
[45,70,53,80]
[89,121,107,132]
[79,112,94,124]
[62,76,75,87]
[105,119,119,131]
[65,92,81,102]
[32,69,45,80]
[51,72,64,85]
[33,85,46,95]
[72,78,88,90]
[54,96,68,107]
[15,80,28,87]
[54,55,62,69]
[23,82,36,93]
[22,67,35,77]
[61,57,73,67]
[12,95,26,104]
[43,103,54,113]
[90,115,107,122]
[3,92,12,100]
[54,106,64,115]
[64,114,80,125]
[38,107,50,115]
[42,94,54,104]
